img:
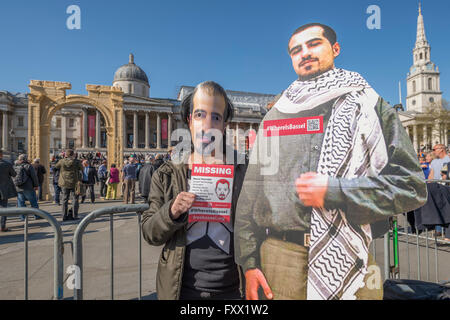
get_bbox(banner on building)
[88,115,96,138]
[162,119,168,140]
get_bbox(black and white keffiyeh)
[273,68,389,300]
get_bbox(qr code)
[307,119,320,131]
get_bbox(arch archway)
[27,81,125,200]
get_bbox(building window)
[412,81,416,93]
[429,97,434,103]
[69,118,75,128]
[128,84,132,94]
[428,78,432,90]
[56,118,61,128]
[17,140,25,152]
[420,53,423,60]
[412,100,416,106]
[18,116,24,127]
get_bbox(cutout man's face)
[215,182,230,200]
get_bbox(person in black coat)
[138,154,164,203]
[81,160,98,204]
[52,165,61,205]
[0,150,17,231]
[32,159,47,201]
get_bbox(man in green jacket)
[234,23,428,300]
[141,81,247,300]
[55,149,83,221]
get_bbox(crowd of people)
[418,144,450,182]
[416,144,450,239]
[0,149,172,229]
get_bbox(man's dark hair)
[288,23,337,53]
[66,149,74,157]
[111,163,116,168]
[180,81,234,125]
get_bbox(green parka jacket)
[141,152,248,300]
[55,158,83,189]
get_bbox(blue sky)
[0,0,448,106]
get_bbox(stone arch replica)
[27,80,124,201]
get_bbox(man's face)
[433,146,444,158]
[189,88,226,156]
[288,26,340,80]
[215,182,230,200]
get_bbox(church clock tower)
[406,4,442,113]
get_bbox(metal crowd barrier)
[72,203,149,300]
[378,180,450,285]
[0,207,64,300]
[1,180,448,300]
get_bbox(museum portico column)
[423,125,428,150]
[61,115,67,150]
[95,110,101,149]
[145,112,150,149]
[235,122,240,151]
[157,113,161,149]
[445,123,448,147]
[133,111,138,149]
[2,111,8,152]
[167,113,172,148]
[82,108,88,148]
[123,112,127,149]
[432,121,440,146]
[413,125,418,153]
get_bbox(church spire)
[415,2,428,48]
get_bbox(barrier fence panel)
[379,180,450,285]
[72,204,149,300]
[2,179,448,300]
[0,207,64,300]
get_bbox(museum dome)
[113,54,149,84]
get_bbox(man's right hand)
[170,192,196,220]
[245,269,273,300]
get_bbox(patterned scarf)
[274,68,389,300]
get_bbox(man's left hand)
[295,172,329,208]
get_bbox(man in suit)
[81,160,98,204]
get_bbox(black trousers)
[82,184,95,203]
[1,199,7,229]
[62,188,79,218]
[99,178,107,197]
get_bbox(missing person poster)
[189,164,234,223]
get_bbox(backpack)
[14,164,29,187]
[384,279,450,300]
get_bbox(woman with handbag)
[105,164,120,200]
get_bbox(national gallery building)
[0,54,275,157]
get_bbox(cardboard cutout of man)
[234,23,428,300]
